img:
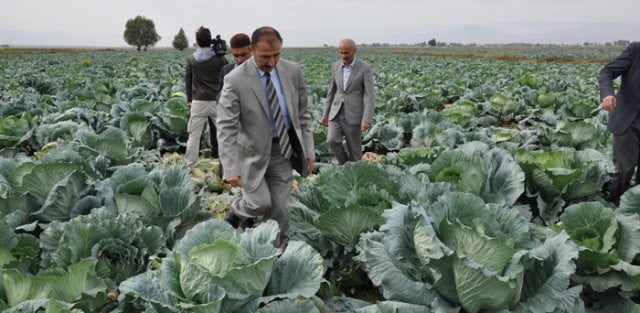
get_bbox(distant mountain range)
[0,29,124,47]
[403,22,639,45]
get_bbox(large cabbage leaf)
[120,219,325,312]
[0,259,107,311]
[428,141,524,206]
[515,148,609,223]
[358,191,582,313]
[559,202,640,293]
[39,208,165,284]
[103,164,212,243]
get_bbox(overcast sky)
[0,0,638,47]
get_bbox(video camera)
[212,35,227,56]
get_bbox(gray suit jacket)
[217,58,314,192]
[599,42,640,135]
[323,58,375,125]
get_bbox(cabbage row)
[1,48,637,312]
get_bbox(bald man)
[321,39,375,164]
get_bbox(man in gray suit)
[217,26,315,248]
[599,42,640,203]
[321,38,375,164]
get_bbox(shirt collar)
[253,58,273,78]
[342,57,357,68]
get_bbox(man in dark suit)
[218,33,253,83]
[213,33,252,179]
[599,42,640,202]
[321,38,375,164]
[208,34,252,161]
[217,26,315,249]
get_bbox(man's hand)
[307,158,315,176]
[225,176,243,188]
[361,122,371,132]
[187,102,192,109]
[602,95,616,112]
[321,116,328,127]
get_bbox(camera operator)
[184,26,227,168]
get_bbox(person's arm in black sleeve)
[599,43,635,100]
[185,58,193,104]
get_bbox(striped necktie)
[265,72,292,159]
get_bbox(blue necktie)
[265,72,292,159]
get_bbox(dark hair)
[251,26,282,47]
[230,33,251,49]
[195,26,212,48]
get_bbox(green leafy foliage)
[358,192,582,313]
[119,219,325,312]
[559,202,640,293]
[428,141,525,206]
[515,148,610,223]
[39,209,165,284]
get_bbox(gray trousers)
[611,116,640,199]
[231,142,293,249]
[327,108,362,164]
[185,100,217,166]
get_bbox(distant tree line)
[123,15,189,51]
[585,40,631,47]
[123,16,634,52]
[350,39,633,49]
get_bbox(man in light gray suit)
[321,38,375,164]
[217,26,315,248]
[599,42,640,203]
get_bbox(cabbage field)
[1,47,639,313]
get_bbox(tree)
[172,28,188,51]
[124,15,161,51]
[428,38,437,47]
[614,39,630,46]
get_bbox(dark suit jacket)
[599,42,640,135]
[216,63,236,101]
[221,63,235,77]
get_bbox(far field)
[1,45,637,313]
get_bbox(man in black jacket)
[185,26,226,167]
[210,34,252,155]
[599,42,640,203]
[219,33,252,82]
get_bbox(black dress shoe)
[224,211,241,228]
[224,211,255,229]
[240,218,255,229]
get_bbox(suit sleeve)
[185,58,193,103]
[323,63,337,119]
[362,64,376,124]
[297,66,315,160]
[599,43,635,100]
[216,75,241,179]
